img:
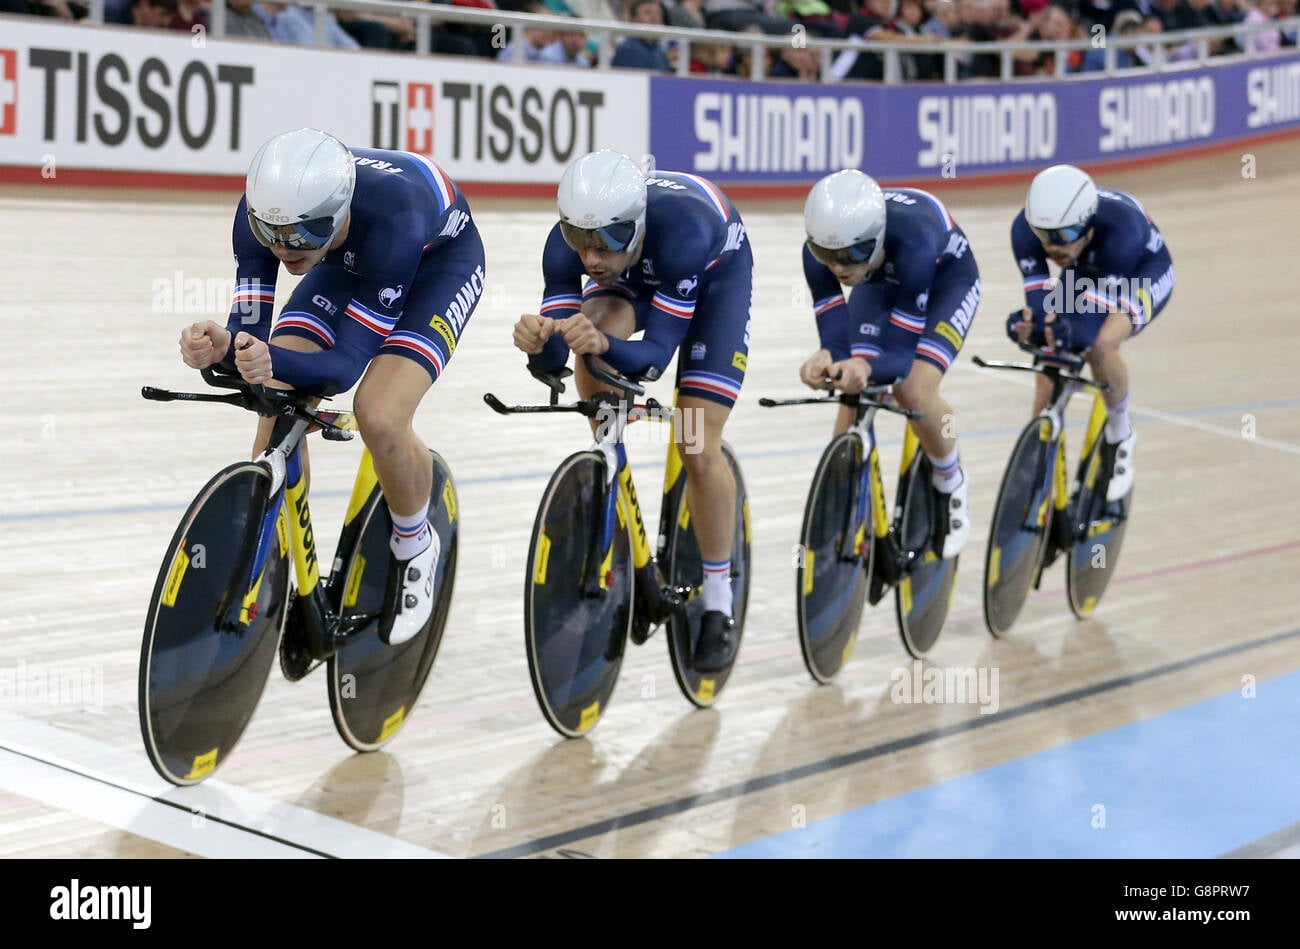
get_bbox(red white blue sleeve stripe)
[814,294,845,316]
[680,371,742,403]
[1022,277,1053,292]
[540,293,583,316]
[851,343,883,359]
[652,291,695,321]
[382,331,446,379]
[889,309,926,333]
[274,311,336,347]
[915,340,954,371]
[347,300,399,337]
[233,281,276,308]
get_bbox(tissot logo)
[1,49,18,136]
[372,80,435,154]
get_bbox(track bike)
[761,384,959,682]
[138,366,458,785]
[974,342,1129,635]
[485,355,751,738]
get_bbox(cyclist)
[178,127,485,646]
[1009,163,1175,500]
[512,150,752,673]
[799,169,979,560]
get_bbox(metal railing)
[70,2,1300,83]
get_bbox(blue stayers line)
[5,396,1299,524]
[714,671,1300,859]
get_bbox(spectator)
[690,41,736,71]
[612,0,675,70]
[770,43,822,77]
[254,3,361,47]
[1012,3,1085,74]
[130,0,180,28]
[703,0,795,35]
[1243,0,1282,50]
[1078,7,1143,67]
[496,0,563,60]
[224,0,275,39]
[540,23,595,63]
[667,0,707,27]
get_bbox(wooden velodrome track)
[1,140,1298,859]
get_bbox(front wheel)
[894,454,959,659]
[796,432,871,684]
[664,442,751,706]
[327,450,459,752]
[984,420,1055,637]
[525,451,633,738]
[138,462,290,786]
[1065,439,1131,619]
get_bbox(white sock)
[1105,396,1132,444]
[929,449,963,495]
[390,504,432,561]
[701,559,733,615]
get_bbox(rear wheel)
[894,454,959,659]
[1066,439,1131,619]
[327,451,459,751]
[139,463,289,786]
[525,451,633,738]
[665,442,751,705]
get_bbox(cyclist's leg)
[1082,252,1173,498]
[674,249,749,671]
[891,254,980,464]
[357,225,484,642]
[359,226,483,520]
[888,254,981,557]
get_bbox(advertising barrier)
[1,16,1297,189]
[0,18,649,184]
[650,55,1300,184]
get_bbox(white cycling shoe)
[379,527,441,646]
[1105,429,1137,501]
[940,475,970,560]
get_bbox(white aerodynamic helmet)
[245,128,356,250]
[1025,164,1098,246]
[557,150,647,253]
[804,169,887,268]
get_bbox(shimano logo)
[1247,62,1300,128]
[694,93,864,173]
[1099,78,1215,151]
[917,93,1057,167]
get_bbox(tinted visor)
[560,219,638,254]
[247,210,336,251]
[807,237,877,268]
[1030,222,1090,247]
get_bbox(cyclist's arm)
[601,282,696,379]
[219,201,280,371]
[803,245,852,361]
[1011,214,1052,317]
[528,227,586,374]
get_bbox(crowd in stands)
[3,0,1296,80]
